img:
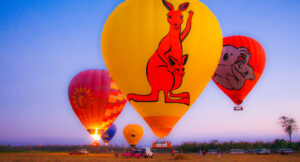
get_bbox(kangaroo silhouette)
[127,0,193,105]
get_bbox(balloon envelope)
[123,124,144,147]
[68,69,126,140]
[103,78,127,130]
[102,0,222,138]
[101,124,117,145]
[213,35,266,106]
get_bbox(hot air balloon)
[123,124,144,148]
[103,78,126,130]
[68,69,126,145]
[102,0,222,138]
[101,124,117,146]
[212,35,266,110]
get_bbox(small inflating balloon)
[102,0,222,138]
[101,124,117,145]
[123,124,144,147]
[212,35,266,110]
[68,70,126,144]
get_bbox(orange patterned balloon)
[68,69,126,142]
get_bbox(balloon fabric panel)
[69,70,110,133]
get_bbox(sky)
[0,0,299,147]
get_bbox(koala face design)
[219,45,241,66]
[213,45,255,90]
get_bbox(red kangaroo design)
[127,0,194,105]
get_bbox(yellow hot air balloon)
[102,0,222,138]
[123,124,144,147]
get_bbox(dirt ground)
[0,152,300,162]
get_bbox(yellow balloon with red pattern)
[102,0,222,138]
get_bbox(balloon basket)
[91,140,100,147]
[234,106,243,111]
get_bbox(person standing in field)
[217,149,221,159]
[171,149,175,156]
[198,150,202,157]
[202,150,206,158]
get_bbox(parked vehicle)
[247,149,257,154]
[141,147,154,158]
[122,147,154,158]
[275,148,294,155]
[122,152,134,157]
[133,148,144,158]
[69,149,89,155]
[256,148,271,155]
[228,149,245,154]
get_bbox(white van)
[141,147,154,158]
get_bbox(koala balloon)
[213,35,266,110]
[213,45,255,90]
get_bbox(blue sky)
[0,0,299,146]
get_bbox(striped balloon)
[102,78,127,130]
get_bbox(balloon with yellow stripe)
[101,0,222,138]
[102,78,127,130]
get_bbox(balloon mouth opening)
[91,129,101,141]
[143,116,179,138]
[234,100,243,105]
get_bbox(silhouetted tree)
[279,116,298,144]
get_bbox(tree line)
[0,145,125,153]
[173,139,300,153]
[0,139,299,153]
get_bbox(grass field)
[0,153,300,162]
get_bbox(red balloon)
[213,35,266,107]
[68,69,126,141]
